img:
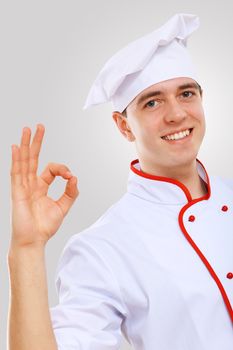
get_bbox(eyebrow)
[136,82,199,106]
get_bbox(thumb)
[56,175,79,216]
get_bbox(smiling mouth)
[161,128,193,141]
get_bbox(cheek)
[199,111,206,135]
[127,112,161,142]
[139,124,160,145]
[190,103,205,121]
[129,119,150,139]
[185,104,205,134]
[191,105,206,137]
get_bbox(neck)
[139,159,208,200]
[178,169,207,199]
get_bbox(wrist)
[8,240,46,262]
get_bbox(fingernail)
[37,123,45,129]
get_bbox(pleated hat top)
[84,13,200,113]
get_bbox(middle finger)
[20,127,31,180]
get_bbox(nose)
[164,97,187,123]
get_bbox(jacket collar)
[127,159,211,205]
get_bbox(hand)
[10,124,79,249]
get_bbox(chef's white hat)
[84,13,200,113]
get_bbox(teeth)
[163,129,191,141]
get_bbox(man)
[8,13,233,350]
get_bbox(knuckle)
[74,187,79,197]
[61,163,70,171]
[47,162,69,171]
[47,162,55,168]
[46,162,58,174]
[45,162,52,171]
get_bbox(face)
[112,77,206,176]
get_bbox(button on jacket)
[50,159,233,350]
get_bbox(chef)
[8,12,233,350]
[48,13,233,349]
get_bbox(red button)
[222,205,228,212]
[226,272,233,279]
[188,215,195,222]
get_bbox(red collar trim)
[130,159,211,203]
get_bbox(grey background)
[1,1,233,349]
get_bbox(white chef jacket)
[50,159,233,350]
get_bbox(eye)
[182,90,195,98]
[145,100,159,108]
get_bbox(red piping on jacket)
[130,158,233,324]
[131,159,193,202]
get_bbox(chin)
[165,151,199,168]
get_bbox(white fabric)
[83,13,200,112]
[50,160,233,349]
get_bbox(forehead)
[129,77,198,107]
[143,77,197,93]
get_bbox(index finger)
[29,124,45,175]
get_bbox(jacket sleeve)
[49,233,127,350]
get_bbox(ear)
[112,112,135,142]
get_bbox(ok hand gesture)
[10,124,79,249]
